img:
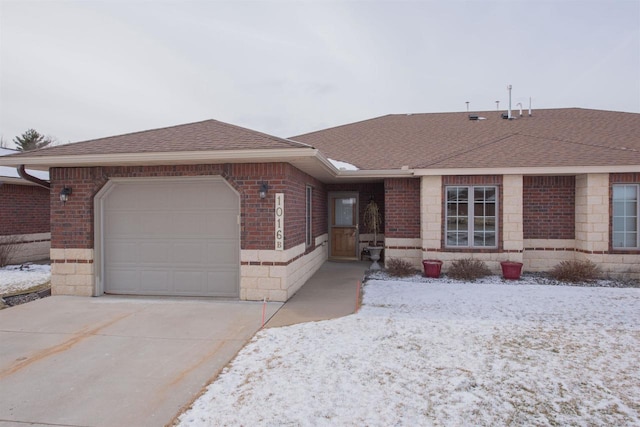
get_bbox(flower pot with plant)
[363,197,383,270]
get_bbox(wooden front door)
[329,193,358,259]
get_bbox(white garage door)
[102,178,239,297]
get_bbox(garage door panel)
[174,271,206,294]
[104,186,145,209]
[206,271,238,296]
[204,242,239,264]
[139,242,171,263]
[140,271,171,293]
[105,212,142,235]
[202,213,240,238]
[140,212,174,235]
[102,178,240,297]
[172,213,216,235]
[105,241,139,264]
[107,270,141,294]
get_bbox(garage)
[97,177,240,297]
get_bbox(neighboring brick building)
[1,108,639,299]
[0,148,51,264]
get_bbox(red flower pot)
[422,260,443,278]
[500,261,523,280]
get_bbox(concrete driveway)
[0,296,282,427]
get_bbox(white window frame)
[305,185,313,248]
[612,184,639,249]
[445,185,498,249]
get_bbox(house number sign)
[275,193,284,251]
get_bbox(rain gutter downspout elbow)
[18,165,51,189]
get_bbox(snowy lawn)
[0,264,51,296]
[178,279,640,426]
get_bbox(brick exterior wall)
[384,178,420,238]
[523,176,575,239]
[50,163,327,251]
[0,183,50,236]
[611,173,640,184]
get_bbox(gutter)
[413,164,640,176]
[17,165,50,189]
[0,148,321,169]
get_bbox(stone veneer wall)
[502,175,524,262]
[50,248,94,296]
[421,175,442,255]
[575,173,609,254]
[523,239,577,271]
[240,234,328,301]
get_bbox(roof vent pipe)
[507,84,512,119]
[17,165,50,189]
[465,101,470,113]
[529,97,532,116]
[516,102,523,117]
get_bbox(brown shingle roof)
[5,119,310,158]
[290,108,640,170]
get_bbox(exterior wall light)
[259,182,268,199]
[60,186,72,204]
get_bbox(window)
[613,184,639,249]
[305,186,313,248]
[446,186,497,248]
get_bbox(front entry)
[329,193,359,259]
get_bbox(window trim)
[612,183,640,250]
[444,185,499,249]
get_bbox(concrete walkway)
[266,261,369,328]
[0,296,281,427]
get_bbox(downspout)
[17,165,50,189]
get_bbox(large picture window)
[612,184,639,249]
[446,186,497,248]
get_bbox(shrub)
[0,235,23,268]
[386,258,416,277]
[550,260,600,283]
[447,258,491,281]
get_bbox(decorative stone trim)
[502,175,524,252]
[50,248,95,296]
[240,234,328,302]
[420,176,442,250]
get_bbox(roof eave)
[414,165,640,176]
[0,148,351,183]
[0,148,320,170]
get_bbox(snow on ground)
[0,264,51,295]
[178,279,640,427]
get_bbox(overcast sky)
[1,0,638,148]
